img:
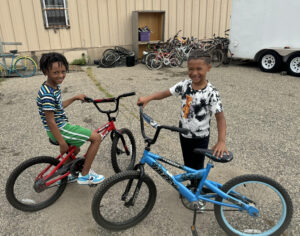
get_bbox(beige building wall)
[0,0,231,62]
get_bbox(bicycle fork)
[115,130,130,155]
[121,164,145,207]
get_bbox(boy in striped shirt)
[37,52,104,185]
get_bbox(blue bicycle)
[0,50,37,78]
[91,106,293,235]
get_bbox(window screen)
[41,0,70,28]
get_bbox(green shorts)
[47,123,92,147]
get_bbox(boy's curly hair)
[40,52,69,75]
[188,49,211,64]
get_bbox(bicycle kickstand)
[191,205,198,236]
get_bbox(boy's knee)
[90,132,102,143]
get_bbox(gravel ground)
[0,61,299,236]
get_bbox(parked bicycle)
[5,92,136,212]
[91,106,293,235]
[98,46,135,68]
[0,50,37,78]
[145,47,183,70]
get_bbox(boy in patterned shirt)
[137,49,228,189]
[37,52,104,185]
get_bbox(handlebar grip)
[162,126,190,135]
[119,92,136,98]
[84,97,94,103]
[171,127,190,135]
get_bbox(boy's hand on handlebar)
[212,141,229,158]
[137,97,149,108]
[75,94,86,101]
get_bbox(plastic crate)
[139,31,150,41]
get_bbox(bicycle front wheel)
[5,156,67,212]
[14,57,37,77]
[214,174,293,236]
[111,128,136,173]
[92,170,157,231]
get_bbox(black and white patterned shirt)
[170,79,223,138]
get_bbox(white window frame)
[41,0,70,29]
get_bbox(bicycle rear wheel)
[14,57,37,77]
[111,128,136,173]
[214,174,293,236]
[92,170,157,231]
[5,156,67,212]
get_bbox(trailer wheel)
[286,52,300,77]
[258,51,282,73]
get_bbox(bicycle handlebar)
[119,92,136,98]
[139,105,189,146]
[84,92,135,114]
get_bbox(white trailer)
[229,0,300,77]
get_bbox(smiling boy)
[137,49,228,189]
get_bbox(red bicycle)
[5,92,136,212]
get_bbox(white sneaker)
[77,169,105,185]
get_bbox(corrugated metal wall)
[0,0,231,53]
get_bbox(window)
[41,0,70,28]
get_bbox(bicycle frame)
[139,150,259,215]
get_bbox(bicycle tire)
[170,57,181,68]
[111,128,136,173]
[100,49,120,67]
[146,52,163,70]
[145,53,157,70]
[14,57,37,77]
[214,174,293,236]
[210,49,224,67]
[170,52,184,67]
[5,156,68,212]
[92,170,157,231]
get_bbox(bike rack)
[0,37,22,67]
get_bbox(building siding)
[0,0,231,58]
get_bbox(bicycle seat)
[9,50,18,54]
[49,138,59,146]
[193,148,233,163]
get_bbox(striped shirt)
[36,83,68,131]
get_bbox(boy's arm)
[63,94,86,108]
[137,90,172,107]
[45,111,69,154]
[212,111,229,157]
